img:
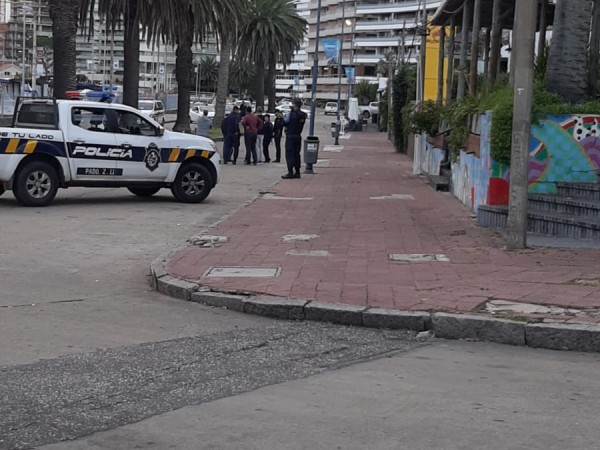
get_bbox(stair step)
[528,194,600,217]
[556,182,600,201]
[428,174,449,192]
[478,205,600,239]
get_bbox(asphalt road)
[1,113,600,449]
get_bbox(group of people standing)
[220,100,307,179]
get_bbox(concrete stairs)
[477,183,600,238]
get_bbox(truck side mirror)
[157,126,164,137]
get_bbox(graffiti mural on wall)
[529,115,600,193]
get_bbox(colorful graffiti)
[450,112,493,212]
[529,115,600,193]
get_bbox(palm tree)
[80,0,155,108]
[199,56,218,92]
[213,16,237,130]
[237,0,307,111]
[48,0,82,98]
[546,0,594,102]
[149,0,242,132]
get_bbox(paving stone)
[432,313,526,346]
[156,276,198,301]
[363,309,431,331]
[190,291,246,312]
[526,323,600,352]
[305,302,367,326]
[243,296,308,320]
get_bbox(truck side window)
[72,107,107,132]
[116,111,157,137]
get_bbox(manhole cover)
[204,267,281,278]
[389,254,450,263]
[285,250,330,257]
[281,234,319,242]
[370,194,415,200]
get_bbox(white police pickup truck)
[0,98,221,206]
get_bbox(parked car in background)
[138,100,165,124]
[324,102,339,115]
[190,104,215,123]
[359,102,379,119]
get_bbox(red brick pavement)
[166,131,600,323]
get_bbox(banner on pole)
[322,39,341,65]
[344,66,356,84]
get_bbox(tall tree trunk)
[445,17,456,106]
[457,0,472,100]
[589,0,600,96]
[267,56,277,112]
[488,0,502,86]
[483,27,491,87]
[255,55,265,110]
[469,0,482,95]
[48,0,80,98]
[537,0,548,60]
[546,0,594,102]
[214,34,232,131]
[122,0,139,108]
[437,27,445,106]
[174,34,193,133]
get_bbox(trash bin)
[331,122,338,138]
[304,136,320,165]
[371,113,378,124]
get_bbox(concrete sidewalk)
[164,131,600,326]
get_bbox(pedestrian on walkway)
[241,107,262,165]
[256,110,265,163]
[273,111,284,163]
[221,106,241,164]
[262,114,274,163]
[196,110,212,138]
[282,99,307,179]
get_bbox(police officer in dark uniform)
[281,99,307,179]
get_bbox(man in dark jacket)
[221,106,240,164]
[241,108,262,165]
[282,99,307,179]
[262,114,274,163]
[273,111,284,163]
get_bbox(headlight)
[210,141,217,151]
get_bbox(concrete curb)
[150,258,600,353]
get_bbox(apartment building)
[0,0,216,94]
[303,0,441,100]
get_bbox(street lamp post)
[334,0,347,146]
[305,0,322,174]
[21,2,27,95]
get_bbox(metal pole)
[21,3,26,95]
[506,0,537,250]
[469,0,481,95]
[334,0,346,146]
[31,5,36,95]
[305,0,322,174]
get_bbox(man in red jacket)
[241,108,262,165]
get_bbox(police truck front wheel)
[127,186,161,197]
[13,161,59,207]
[171,163,212,203]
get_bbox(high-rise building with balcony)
[305,0,442,100]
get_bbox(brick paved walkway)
[166,131,600,324]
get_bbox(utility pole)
[469,0,481,95]
[506,0,538,250]
[306,0,322,174]
[334,0,346,146]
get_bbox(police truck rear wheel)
[13,161,59,207]
[127,186,161,197]
[171,163,212,203]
